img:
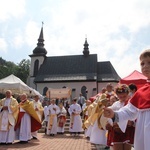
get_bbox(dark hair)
[73,97,77,102]
[128,83,137,92]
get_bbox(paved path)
[0,133,97,150]
[0,133,135,150]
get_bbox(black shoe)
[0,143,6,145]
[32,137,38,140]
[50,134,54,136]
[6,143,12,145]
[19,141,28,144]
[104,146,110,149]
[45,128,47,134]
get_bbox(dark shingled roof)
[97,61,120,82]
[34,54,98,82]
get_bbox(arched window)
[33,59,39,76]
[81,86,87,99]
[43,87,48,96]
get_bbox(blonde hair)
[139,49,150,60]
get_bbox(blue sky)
[0,0,150,78]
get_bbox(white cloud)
[0,38,7,52]
[0,0,26,22]
[25,21,40,47]
[13,34,24,49]
[0,0,150,78]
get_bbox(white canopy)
[0,74,41,96]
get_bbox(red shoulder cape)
[129,83,150,109]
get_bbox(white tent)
[0,74,41,96]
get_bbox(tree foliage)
[0,57,30,83]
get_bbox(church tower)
[83,38,90,56]
[29,24,47,88]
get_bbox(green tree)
[0,58,17,79]
[16,59,30,83]
[0,57,30,83]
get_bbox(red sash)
[58,116,66,127]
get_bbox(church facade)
[28,27,120,100]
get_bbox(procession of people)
[0,50,149,149]
[0,83,136,148]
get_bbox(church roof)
[34,54,98,82]
[34,55,120,82]
[97,61,120,82]
[32,27,120,83]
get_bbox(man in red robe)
[15,93,42,143]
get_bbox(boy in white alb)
[104,49,150,150]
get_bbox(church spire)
[83,37,89,56]
[32,22,47,56]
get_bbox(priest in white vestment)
[15,93,41,143]
[31,95,44,139]
[84,101,97,138]
[43,100,51,134]
[46,99,60,136]
[68,97,83,136]
[0,90,18,144]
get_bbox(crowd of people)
[0,91,42,144]
[0,49,149,150]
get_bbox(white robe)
[44,106,49,122]
[85,125,92,137]
[116,102,150,150]
[57,107,67,133]
[31,100,43,138]
[109,100,128,132]
[68,103,83,132]
[90,120,107,145]
[0,98,16,143]
[15,107,31,141]
[46,104,60,135]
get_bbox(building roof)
[34,54,98,82]
[34,55,120,83]
[97,61,121,82]
[32,27,120,83]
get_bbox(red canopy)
[120,70,147,89]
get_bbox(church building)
[28,27,120,100]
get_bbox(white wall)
[97,82,119,92]
[30,56,45,76]
[36,81,97,100]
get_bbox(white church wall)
[30,56,45,76]
[36,81,97,100]
[97,82,119,92]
